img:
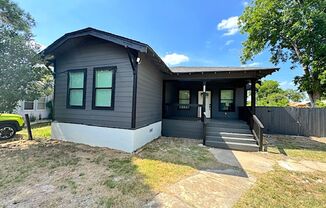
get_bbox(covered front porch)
[161,66,277,151]
[162,79,257,121]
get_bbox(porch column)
[202,81,207,121]
[251,79,256,114]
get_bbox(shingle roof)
[170,66,279,73]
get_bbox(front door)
[198,91,211,118]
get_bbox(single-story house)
[14,95,53,121]
[42,27,278,152]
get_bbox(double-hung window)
[219,89,235,112]
[178,90,190,109]
[67,69,86,108]
[93,67,115,109]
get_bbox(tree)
[239,0,326,106]
[0,0,52,113]
[285,89,304,102]
[256,80,290,106]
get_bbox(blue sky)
[16,0,302,89]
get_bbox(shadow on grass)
[137,137,249,178]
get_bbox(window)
[37,97,46,110]
[67,69,86,108]
[24,101,34,110]
[219,89,235,112]
[93,67,115,109]
[179,90,190,109]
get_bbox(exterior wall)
[52,121,161,152]
[162,119,203,139]
[54,37,133,129]
[163,81,245,119]
[135,53,163,128]
[15,95,52,120]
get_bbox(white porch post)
[202,81,207,121]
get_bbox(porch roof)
[169,66,279,79]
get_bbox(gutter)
[127,48,138,129]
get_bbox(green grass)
[138,137,222,169]
[236,136,326,208]
[267,136,326,162]
[19,122,51,139]
[235,167,326,208]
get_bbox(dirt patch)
[0,138,153,208]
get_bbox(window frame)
[218,89,236,112]
[37,97,46,110]
[24,101,34,110]
[66,69,87,109]
[92,66,116,110]
[178,90,191,110]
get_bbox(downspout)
[127,48,138,129]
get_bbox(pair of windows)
[177,89,235,112]
[23,97,46,110]
[67,67,115,109]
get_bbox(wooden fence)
[255,107,326,137]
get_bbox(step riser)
[205,137,257,144]
[206,127,251,134]
[206,124,249,129]
[206,132,254,138]
[205,141,259,152]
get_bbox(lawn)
[0,123,220,207]
[1,124,325,207]
[235,135,326,208]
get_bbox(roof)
[42,27,279,78]
[42,27,170,73]
[171,66,279,73]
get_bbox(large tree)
[256,80,304,106]
[239,0,326,106]
[0,0,52,112]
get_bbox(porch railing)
[239,107,266,151]
[163,104,203,120]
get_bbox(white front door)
[198,91,211,118]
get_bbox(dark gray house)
[43,28,278,152]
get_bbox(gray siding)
[135,53,163,128]
[54,37,133,129]
[162,119,203,139]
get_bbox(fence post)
[24,114,33,140]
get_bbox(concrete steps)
[205,119,259,152]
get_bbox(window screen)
[37,97,46,110]
[179,90,190,109]
[68,70,85,108]
[24,101,34,110]
[219,89,235,112]
[93,67,114,108]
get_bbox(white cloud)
[162,53,189,66]
[280,81,295,89]
[225,40,234,46]
[241,62,261,67]
[217,16,239,36]
[242,1,249,7]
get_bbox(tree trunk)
[307,91,321,108]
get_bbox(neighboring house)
[15,95,53,121]
[42,28,278,153]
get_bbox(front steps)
[205,119,259,152]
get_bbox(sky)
[15,0,303,90]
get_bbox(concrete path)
[145,147,326,208]
[145,148,274,208]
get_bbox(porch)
[161,78,263,151]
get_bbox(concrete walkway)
[145,148,275,208]
[145,147,326,208]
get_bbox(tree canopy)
[256,80,304,106]
[0,0,52,113]
[239,0,326,106]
